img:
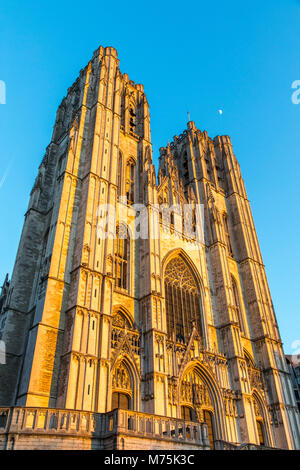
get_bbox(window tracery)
[112,312,132,329]
[164,256,202,343]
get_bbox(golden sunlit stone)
[0,46,299,450]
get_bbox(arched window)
[231,276,244,333]
[120,93,126,128]
[111,310,140,356]
[126,159,135,205]
[192,207,197,235]
[223,213,233,256]
[244,349,255,368]
[112,311,133,329]
[164,256,202,343]
[170,211,174,227]
[129,104,136,133]
[182,151,189,187]
[117,152,122,198]
[216,163,224,190]
[205,155,212,181]
[114,226,129,290]
[183,205,197,238]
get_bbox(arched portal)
[111,360,133,411]
[179,366,219,449]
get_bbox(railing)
[0,407,209,447]
[115,409,209,446]
[214,440,238,450]
[0,407,275,449]
[235,442,277,451]
[0,407,102,436]
[212,440,276,450]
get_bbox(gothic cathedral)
[0,46,299,450]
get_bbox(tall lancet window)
[120,93,125,128]
[126,159,135,205]
[223,213,233,256]
[231,276,244,333]
[129,104,136,133]
[164,256,202,343]
[182,151,189,187]
[114,226,129,290]
[117,152,122,199]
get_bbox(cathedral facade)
[0,46,299,450]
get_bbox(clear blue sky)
[0,0,299,353]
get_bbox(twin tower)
[0,46,299,450]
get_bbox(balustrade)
[0,406,207,446]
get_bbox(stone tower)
[0,46,299,450]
